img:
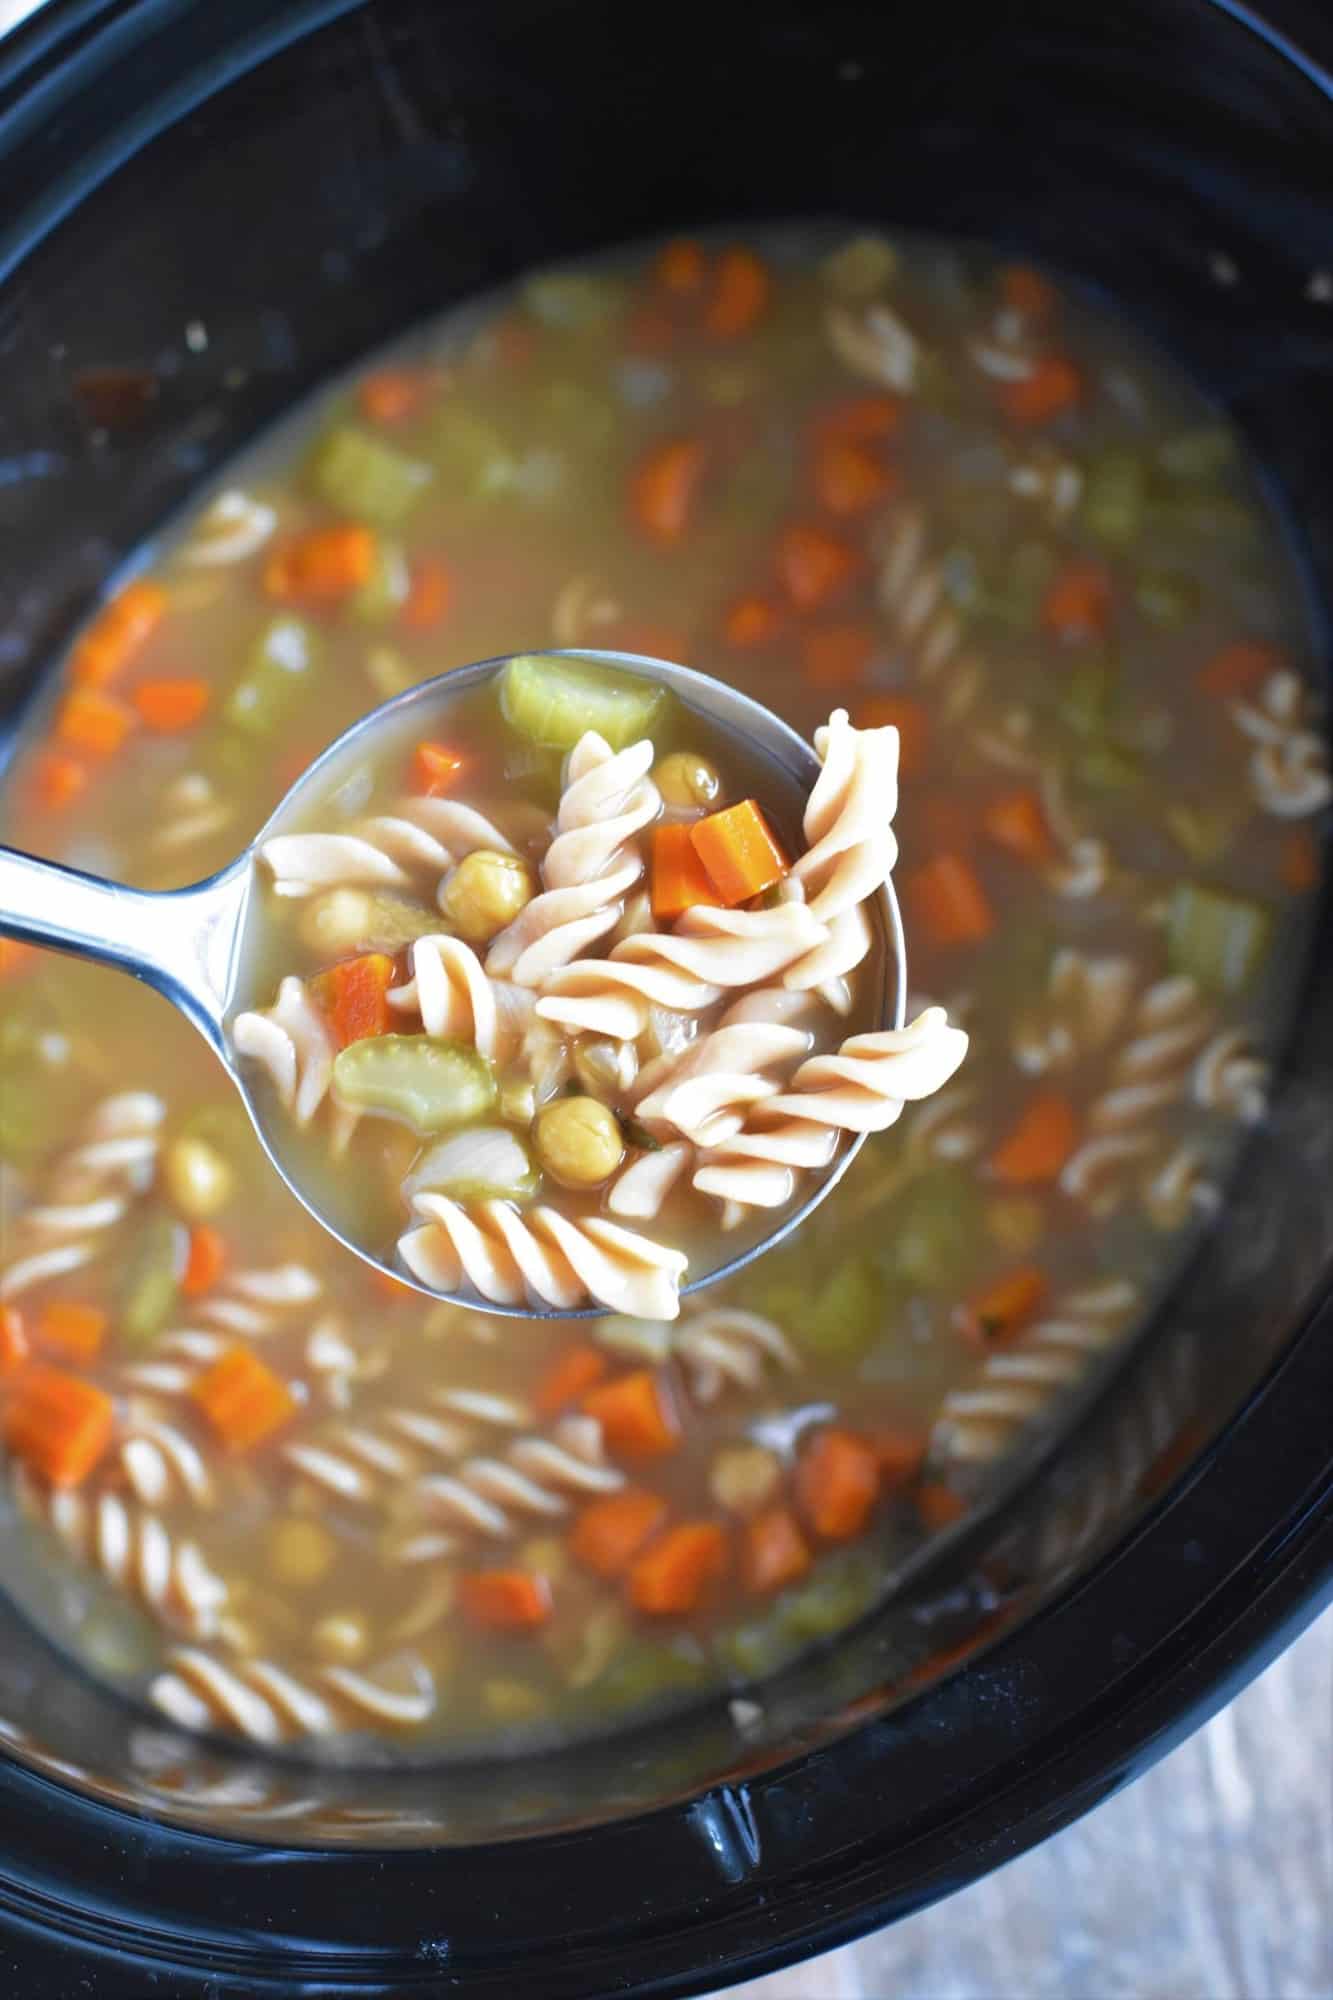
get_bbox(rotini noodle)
[149,1645,436,1744]
[672,1307,800,1404]
[1231,669,1332,818]
[413,1412,623,1539]
[1,1092,164,1300]
[399,1195,689,1318]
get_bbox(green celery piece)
[119,1216,184,1347]
[1164,804,1239,864]
[893,1169,984,1291]
[500,653,669,752]
[224,616,321,735]
[431,406,517,503]
[592,1640,709,1710]
[332,1035,496,1135]
[1166,883,1272,995]
[310,424,433,524]
[1058,649,1119,738]
[1077,740,1145,791]
[1081,449,1147,549]
[715,1618,795,1681]
[540,381,617,450]
[801,1258,887,1361]
[779,1551,878,1641]
[521,270,624,330]
[1135,568,1200,628]
[1157,426,1236,483]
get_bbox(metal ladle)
[0,650,906,1316]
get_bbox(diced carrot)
[651,822,721,922]
[959,1265,1048,1348]
[190,1345,295,1452]
[813,436,899,516]
[629,438,708,546]
[904,852,996,948]
[915,1482,966,1531]
[401,554,452,632]
[133,678,211,733]
[534,1343,608,1419]
[628,1520,728,1615]
[459,1569,553,1632]
[409,740,465,797]
[655,238,708,296]
[35,1302,107,1365]
[920,795,979,857]
[0,941,37,984]
[264,523,377,605]
[0,1307,30,1377]
[741,1506,812,1595]
[815,394,903,444]
[1041,558,1111,641]
[583,1370,681,1458]
[704,248,770,338]
[690,799,790,907]
[870,1426,928,1492]
[55,688,135,758]
[723,594,785,650]
[357,369,429,426]
[990,1092,1077,1186]
[982,788,1054,864]
[775,523,864,611]
[795,1428,881,1542]
[855,693,929,779]
[999,354,1082,426]
[181,1224,227,1298]
[999,263,1058,323]
[1280,828,1319,895]
[70,579,167,689]
[29,752,89,812]
[313,953,395,1048]
[3,1367,114,1489]
[570,1487,668,1578]
[1197,640,1282,699]
[802,621,877,690]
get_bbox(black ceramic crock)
[0,2,1330,1993]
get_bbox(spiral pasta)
[486,732,660,985]
[260,797,517,899]
[13,1468,228,1640]
[388,934,502,1059]
[149,1645,436,1743]
[399,1196,689,1319]
[790,707,899,926]
[1,1091,165,1300]
[232,977,335,1125]
[693,1008,969,1211]
[113,1409,216,1509]
[673,1307,799,1404]
[1231,669,1332,818]
[282,1388,531,1506]
[535,900,830,1041]
[413,1412,623,1539]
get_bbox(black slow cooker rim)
[0,0,1330,1992]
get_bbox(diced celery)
[521,270,624,330]
[715,1618,795,1681]
[800,1257,887,1361]
[431,406,517,502]
[351,540,410,624]
[1081,450,1147,548]
[1157,426,1236,483]
[1166,883,1272,994]
[310,424,433,524]
[591,1640,709,1710]
[893,1170,983,1292]
[224,616,321,735]
[779,1551,878,1641]
[500,653,670,752]
[820,233,900,300]
[540,380,617,451]
[1077,741,1145,791]
[333,1036,496,1135]
[119,1216,184,1347]
[1058,649,1119,738]
[1135,567,1200,627]
[1164,804,1238,864]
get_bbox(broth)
[0,224,1325,1758]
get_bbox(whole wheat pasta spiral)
[260,797,517,899]
[399,1196,688,1319]
[413,1412,623,1539]
[13,1469,228,1640]
[673,1307,800,1404]
[150,1645,436,1744]
[789,707,899,926]
[232,977,335,1126]
[112,1409,216,1509]
[1,1091,165,1300]
[535,900,829,1041]
[693,1008,969,1211]
[486,732,660,984]
[282,1387,531,1506]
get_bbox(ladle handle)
[0,843,249,1053]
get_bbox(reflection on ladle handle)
[0,842,249,1053]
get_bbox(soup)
[230,655,944,1314]
[0,225,1325,1756]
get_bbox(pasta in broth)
[231,660,967,1317]
[0,222,1324,1756]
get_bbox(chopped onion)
[405,1127,536,1202]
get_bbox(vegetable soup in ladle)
[0,647,959,1320]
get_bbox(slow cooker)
[0,1,1329,1992]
